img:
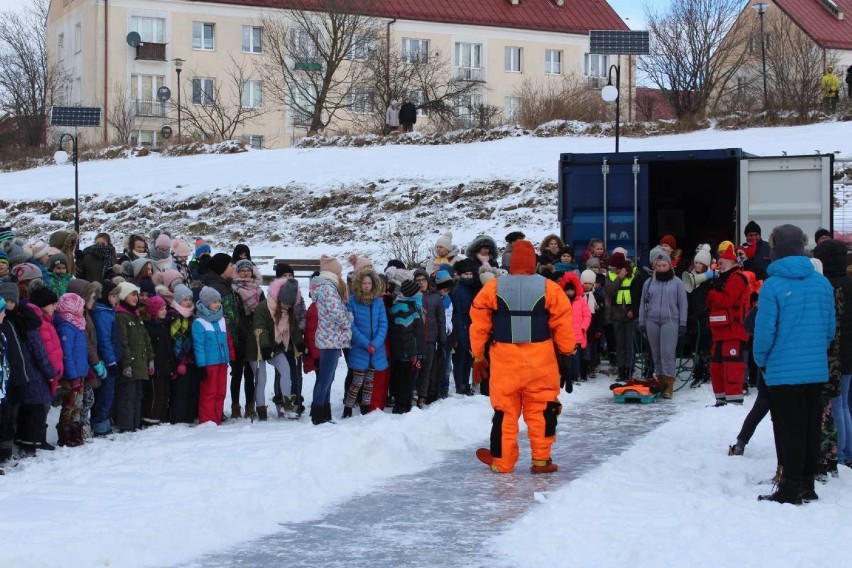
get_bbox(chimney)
[819,0,845,20]
[554,0,565,5]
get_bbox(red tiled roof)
[194,0,628,35]
[773,0,852,51]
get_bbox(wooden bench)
[261,258,321,285]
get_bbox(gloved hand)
[93,361,107,380]
[705,269,716,280]
[558,354,573,393]
[176,363,187,376]
[366,344,376,355]
[410,356,422,370]
[678,326,687,339]
[473,356,489,384]
[148,360,155,376]
[122,366,133,378]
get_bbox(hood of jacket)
[766,255,815,280]
[352,268,383,304]
[465,234,498,261]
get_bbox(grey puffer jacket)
[638,271,687,328]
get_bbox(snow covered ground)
[2,122,851,567]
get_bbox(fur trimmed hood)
[352,268,384,304]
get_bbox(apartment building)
[47,0,630,149]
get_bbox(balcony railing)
[135,99,166,118]
[136,42,167,61]
[455,67,485,82]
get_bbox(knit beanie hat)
[435,270,454,290]
[560,245,575,258]
[199,286,221,307]
[123,257,152,278]
[717,241,737,262]
[146,295,167,316]
[436,232,453,251]
[155,233,172,250]
[385,259,405,272]
[505,231,525,244]
[390,268,414,286]
[14,262,43,282]
[171,239,192,258]
[116,282,140,301]
[348,254,373,274]
[153,268,184,290]
[194,238,212,258]
[0,282,19,304]
[139,278,156,297]
[744,220,761,236]
[56,292,84,317]
[649,246,671,266]
[0,227,13,244]
[612,247,628,257]
[208,253,232,276]
[769,224,807,260]
[275,262,294,278]
[580,269,597,284]
[736,241,757,260]
[815,228,831,243]
[173,284,194,305]
[509,240,537,275]
[49,230,71,250]
[29,287,59,308]
[2,238,29,266]
[0,250,8,266]
[101,279,119,302]
[659,234,677,249]
[30,240,50,260]
[320,254,343,277]
[400,278,420,297]
[694,249,712,267]
[277,278,300,306]
[609,252,628,271]
[234,259,255,274]
[48,253,68,271]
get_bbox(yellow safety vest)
[608,268,634,305]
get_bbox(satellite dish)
[157,86,172,102]
[161,125,173,139]
[126,32,142,47]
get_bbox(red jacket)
[30,304,64,393]
[303,302,319,374]
[705,267,750,341]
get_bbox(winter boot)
[245,403,257,421]
[310,404,324,425]
[256,406,268,422]
[416,397,427,409]
[758,479,802,505]
[580,360,590,381]
[530,458,558,474]
[231,403,242,420]
[476,448,497,471]
[661,376,674,399]
[801,476,819,503]
[360,404,370,415]
[342,406,353,419]
[728,443,744,456]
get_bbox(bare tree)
[512,75,609,128]
[259,0,380,136]
[106,83,139,145]
[639,0,748,121]
[177,56,268,142]
[0,0,67,147]
[363,41,480,132]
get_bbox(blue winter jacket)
[57,319,90,380]
[346,296,389,371]
[23,328,57,405]
[451,277,478,352]
[753,256,836,386]
[92,301,123,367]
[192,307,231,367]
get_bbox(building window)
[73,77,82,104]
[241,80,262,108]
[504,96,520,122]
[454,42,483,81]
[289,29,319,60]
[242,135,264,149]
[455,92,483,124]
[348,86,374,114]
[242,26,262,53]
[131,16,165,43]
[192,22,215,51]
[545,49,562,75]
[74,22,82,53]
[131,130,158,148]
[765,33,774,52]
[192,77,215,106]
[408,90,428,117]
[131,74,166,116]
[58,33,64,61]
[348,34,376,61]
[584,53,608,78]
[402,38,429,63]
[504,46,522,73]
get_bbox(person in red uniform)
[705,241,751,406]
[470,240,575,473]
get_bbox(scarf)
[232,277,261,314]
[266,292,291,347]
[585,290,598,314]
[84,243,117,279]
[654,268,674,282]
[48,272,72,296]
[56,294,86,330]
[196,300,223,322]
[171,300,194,319]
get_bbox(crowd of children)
[2,223,851,500]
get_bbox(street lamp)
[601,63,621,153]
[54,133,80,235]
[173,57,184,140]
[753,2,770,111]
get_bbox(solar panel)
[589,30,650,55]
[50,106,102,127]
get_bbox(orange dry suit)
[470,240,574,473]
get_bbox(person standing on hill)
[385,99,400,134]
[471,240,575,474]
[846,66,852,99]
[398,96,417,133]
[821,66,840,114]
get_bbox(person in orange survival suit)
[470,239,575,473]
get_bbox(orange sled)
[610,378,663,404]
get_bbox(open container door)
[739,155,833,247]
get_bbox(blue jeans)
[441,344,454,395]
[91,366,117,434]
[832,374,852,463]
[313,349,340,406]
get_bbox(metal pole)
[73,134,79,235]
[176,68,182,140]
[615,64,621,153]
[759,10,767,111]
[602,158,609,246]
